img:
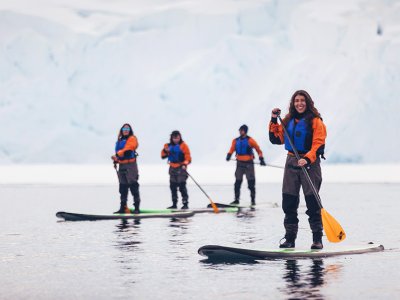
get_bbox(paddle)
[230,159,284,169]
[277,114,346,243]
[113,162,120,181]
[184,169,219,213]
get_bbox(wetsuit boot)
[130,182,141,214]
[311,232,323,249]
[180,182,189,209]
[279,224,298,248]
[114,200,129,214]
[133,202,140,214]
[115,184,130,214]
[167,203,178,209]
[304,195,324,250]
[168,182,178,209]
[230,180,242,205]
[248,179,256,206]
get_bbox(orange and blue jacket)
[161,142,192,168]
[115,135,138,164]
[269,117,326,164]
[228,136,264,162]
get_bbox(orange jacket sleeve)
[117,136,138,157]
[248,137,263,158]
[181,142,192,165]
[269,120,284,144]
[161,143,169,159]
[304,118,327,163]
[228,139,236,155]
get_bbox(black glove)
[304,157,311,170]
[226,153,232,161]
[123,150,133,158]
[259,157,266,166]
[272,108,281,116]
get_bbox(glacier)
[0,0,399,164]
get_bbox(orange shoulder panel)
[228,139,236,155]
[248,137,263,158]
[304,118,327,163]
[117,135,138,157]
[269,121,284,144]
[180,142,192,165]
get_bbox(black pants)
[170,182,189,205]
[234,160,256,201]
[118,162,140,207]
[169,167,188,204]
[282,155,323,234]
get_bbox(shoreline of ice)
[0,163,399,185]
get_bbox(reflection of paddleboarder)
[269,90,327,249]
[112,123,141,214]
[282,259,325,299]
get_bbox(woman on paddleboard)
[269,90,326,249]
[161,130,191,209]
[112,123,141,214]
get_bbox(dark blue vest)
[284,118,312,153]
[168,144,185,163]
[235,137,254,155]
[115,137,136,160]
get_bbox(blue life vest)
[168,144,185,163]
[235,137,254,156]
[284,118,312,153]
[115,137,136,160]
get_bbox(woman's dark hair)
[282,90,322,126]
[118,123,134,140]
[170,130,183,144]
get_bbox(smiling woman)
[269,90,327,250]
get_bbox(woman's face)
[294,95,307,114]
[122,126,131,136]
[172,135,181,144]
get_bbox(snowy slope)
[0,0,399,164]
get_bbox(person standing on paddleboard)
[111,123,141,214]
[161,130,192,209]
[226,125,266,206]
[269,90,326,249]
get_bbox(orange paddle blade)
[321,208,346,243]
[210,200,219,213]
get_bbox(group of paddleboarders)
[111,90,326,249]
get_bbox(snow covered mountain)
[1,0,399,164]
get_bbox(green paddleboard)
[56,210,194,221]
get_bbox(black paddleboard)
[198,243,384,260]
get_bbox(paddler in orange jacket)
[226,124,266,206]
[269,90,326,249]
[161,130,192,209]
[111,123,141,214]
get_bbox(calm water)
[1,183,399,299]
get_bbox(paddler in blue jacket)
[269,90,327,249]
[111,123,141,214]
[161,130,192,209]
[226,125,266,206]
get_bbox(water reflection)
[234,209,262,244]
[113,220,142,255]
[236,208,256,219]
[168,218,191,245]
[281,259,342,299]
[111,220,143,286]
[199,258,260,268]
